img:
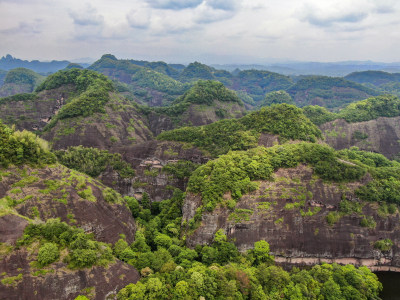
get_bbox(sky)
[0,0,400,64]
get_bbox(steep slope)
[158,103,322,157]
[147,80,246,135]
[89,54,189,106]
[314,95,400,158]
[0,123,140,299]
[182,143,400,271]
[0,68,153,150]
[287,75,380,108]
[0,68,44,97]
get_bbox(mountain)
[182,142,400,272]
[146,80,246,135]
[314,95,400,159]
[0,54,70,74]
[287,75,380,108]
[89,54,189,106]
[0,122,140,299]
[0,68,44,97]
[345,70,400,97]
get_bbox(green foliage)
[234,69,293,101]
[37,69,114,129]
[37,242,59,266]
[187,143,366,212]
[337,94,400,123]
[158,104,322,156]
[102,187,122,204]
[302,105,336,125]
[0,93,38,105]
[260,90,294,107]
[4,67,44,88]
[0,121,56,168]
[18,219,113,269]
[174,80,242,106]
[307,95,400,125]
[55,146,135,178]
[287,75,379,108]
[326,212,341,226]
[131,68,188,95]
[179,62,215,82]
[374,239,394,251]
[162,160,199,179]
[141,192,151,210]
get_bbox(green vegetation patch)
[0,121,56,168]
[187,143,366,212]
[158,104,322,156]
[55,146,135,178]
[17,219,114,269]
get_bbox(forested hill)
[287,75,380,108]
[0,68,44,97]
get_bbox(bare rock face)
[183,165,400,270]
[0,215,28,244]
[1,164,136,244]
[0,165,140,300]
[0,248,140,300]
[320,117,400,159]
[106,141,208,202]
[0,85,75,132]
[43,93,154,152]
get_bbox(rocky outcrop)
[1,164,136,244]
[0,85,74,132]
[0,240,140,300]
[43,93,153,151]
[183,165,400,270]
[105,141,208,202]
[321,117,400,159]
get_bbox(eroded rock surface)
[183,165,400,270]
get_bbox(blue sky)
[0,0,399,64]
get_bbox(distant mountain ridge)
[0,54,70,74]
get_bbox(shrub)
[374,239,394,251]
[37,243,59,266]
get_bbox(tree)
[37,242,59,266]
[141,192,151,209]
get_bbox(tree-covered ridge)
[287,75,380,108]
[131,68,189,95]
[174,80,242,106]
[258,90,294,107]
[187,143,367,212]
[128,59,181,78]
[36,69,114,129]
[157,104,322,156]
[345,70,400,86]
[88,54,141,76]
[179,62,216,82]
[4,68,44,88]
[0,121,55,167]
[233,70,294,101]
[304,94,400,125]
[55,146,135,178]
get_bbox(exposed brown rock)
[183,165,400,270]
[0,249,140,300]
[321,117,400,159]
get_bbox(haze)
[0,0,399,64]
